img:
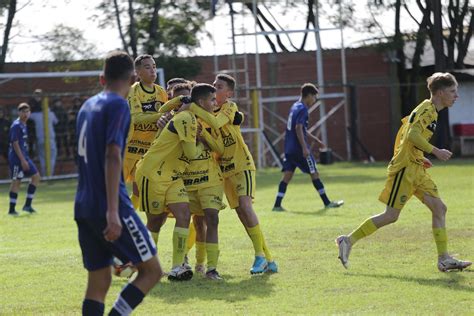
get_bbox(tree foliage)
[37,24,98,61]
[93,0,210,58]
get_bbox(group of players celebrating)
[5,49,463,315]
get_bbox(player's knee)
[384,210,400,224]
[138,258,163,283]
[32,173,41,185]
[434,201,447,217]
[205,213,219,229]
[146,216,164,232]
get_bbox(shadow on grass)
[345,271,473,293]
[144,273,275,303]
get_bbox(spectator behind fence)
[28,89,58,176]
[51,98,70,158]
[67,108,78,161]
[0,107,12,161]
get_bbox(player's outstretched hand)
[104,210,122,242]
[432,148,452,161]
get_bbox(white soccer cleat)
[437,256,472,272]
[336,235,352,269]
[167,264,193,281]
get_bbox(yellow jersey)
[190,100,256,177]
[388,99,437,173]
[136,110,198,182]
[125,82,168,160]
[183,124,224,191]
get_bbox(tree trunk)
[0,0,17,73]
[128,0,138,58]
[455,2,473,68]
[146,0,161,56]
[113,0,129,55]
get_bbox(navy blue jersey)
[8,118,29,160]
[74,92,132,219]
[284,101,309,155]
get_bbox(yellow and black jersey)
[125,82,168,160]
[136,110,198,182]
[389,99,437,173]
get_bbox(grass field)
[1,160,473,315]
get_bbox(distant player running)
[75,51,162,315]
[336,72,472,272]
[272,83,343,211]
[7,102,40,216]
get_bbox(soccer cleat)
[326,200,344,208]
[250,256,268,274]
[205,269,223,281]
[195,264,206,276]
[266,261,278,273]
[272,206,286,212]
[22,206,37,214]
[336,235,352,269]
[8,211,19,217]
[437,256,472,272]
[167,264,193,281]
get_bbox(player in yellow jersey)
[135,83,220,281]
[336,72,471,272]
[166,77,188,99]
[123,54,168,208]
[183,74,278,275]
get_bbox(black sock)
[109,283,145,316]
[274,181,288,207]
[312,178,330,206]
[24,184,36,207]
[82,299,104,316]
[9,192,18,213]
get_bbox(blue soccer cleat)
[250,256,267,274]
[266,261,278,273]
[22,206,37,214]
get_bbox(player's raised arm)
[189,102,231,130]
[104,143,123,241]
[200,128,224,156]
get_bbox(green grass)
[1,160,473,315]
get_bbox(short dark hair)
[167,78,188,89]
[301,83,319,98]
[18,102,30,111]
[134,54,154,68]
[216,74,236,91]
[103,51,134,82]
[427,72,458,93]
[172,82,192,96]
[191,83,216,104]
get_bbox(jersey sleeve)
[106,101,131,146]
[174,112,197,143]
[294,107,307,125]
[9,124,21,143]
[190,103,231,130]
[406,108,434,153]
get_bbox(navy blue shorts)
[282,153,318,174]
[76,210,157,271]
[9,157,38,180]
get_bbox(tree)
[0,0,17,72]
[94,0,210,58]
[37,24,98,61]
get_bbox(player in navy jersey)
[272,83,343,211]
[7,102,40,216]
[75,51,162,316]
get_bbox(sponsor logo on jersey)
[427,121,437,133]
[220,163,235,172]
[134,122,158,132]
[141,101,158,112]
[127,146,148,155]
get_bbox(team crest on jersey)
[400,195,407,203]
[152,201,160,208]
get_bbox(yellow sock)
[206,243,219,270]
[433,227,448,256]
[151,231,159,245]
[172,227,189,267]
[247,224,264,257]
[186,221,196,253]
[130,193,140,210]
[349,218,378,244]
[195,241,207,266]
[260,230,273,262]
